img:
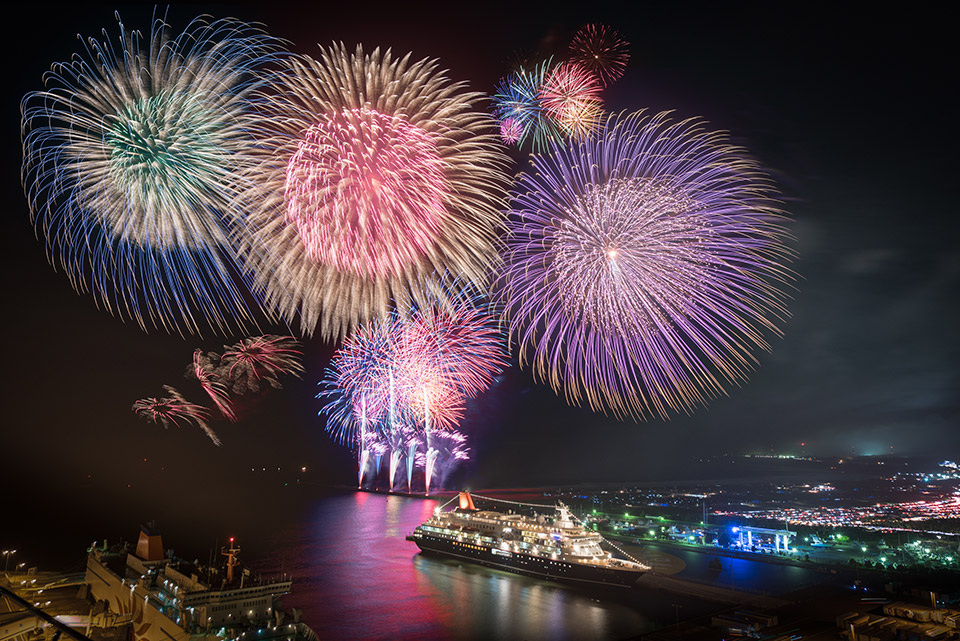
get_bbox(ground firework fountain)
[319,286,506,493]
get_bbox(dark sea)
[5,481,845,641]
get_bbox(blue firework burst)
[21,12,281,335]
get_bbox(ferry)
[407,492,649,587]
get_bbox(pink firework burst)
[284,108,448,278]
[133,385,220,445]
[499,117,523,144]
[392,333,467,431]
[191,350,236,421]
[539,62,603,139]
[221,334,304,395]
[399,297,506,401]
[568,24,630,87]
[236,44,510,340]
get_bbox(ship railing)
[467,492,649,569]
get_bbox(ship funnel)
[458,492,477,511]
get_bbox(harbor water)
[6,487,845,641]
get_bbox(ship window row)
[423,526,496,544]
[454,542,483,552]
[197,584,287,602]
[208,597,267,613]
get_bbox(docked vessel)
[407,492,649,587]
[81,524,316,641]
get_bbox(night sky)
[2,2,957,510]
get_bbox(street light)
[2,550,16,572]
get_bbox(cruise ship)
[407,492,649,587]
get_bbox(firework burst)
[319,320,395,446]
[236,44,510,340]
[397,289,507,402]
[133,385,220,445]
[221,335,304,395]
[319,286,505,489]
[500,111,794,420]
[568,24,630,87]
[499,117,523,145]
[539,61,603,139]
[189,350,235,421]
[21,13,281,335]
[491,62,562,151]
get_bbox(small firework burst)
[320,289,505,443]
[499,117,524,144]
[539,61,603,139]
[568,23,630,87]
[491,61,562,151]
[319,320,395,445]
[21,14,281,335]
[500,111,794,420]
[189,350,236,421]
[221,335,304,395]
[133,385,220,445]
[237,44,510,340]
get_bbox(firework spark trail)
[236,44,511,340]
[319,320,395,446]
[415,429,469,492]
[190,350,236,421]
[21,13,281,336]
[500,111,794,420]
[221,334,304,395]
[133,385,221,446]
[568,24,630,87]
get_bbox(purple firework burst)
[500,111,794,420]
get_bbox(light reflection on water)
[255,491,650,641]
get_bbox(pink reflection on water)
[258,491,646,640]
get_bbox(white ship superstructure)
[408,492,648,587]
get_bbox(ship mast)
[221,537,240,584]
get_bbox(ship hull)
[407,530,644,588]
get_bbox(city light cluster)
[715,494,960,532]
